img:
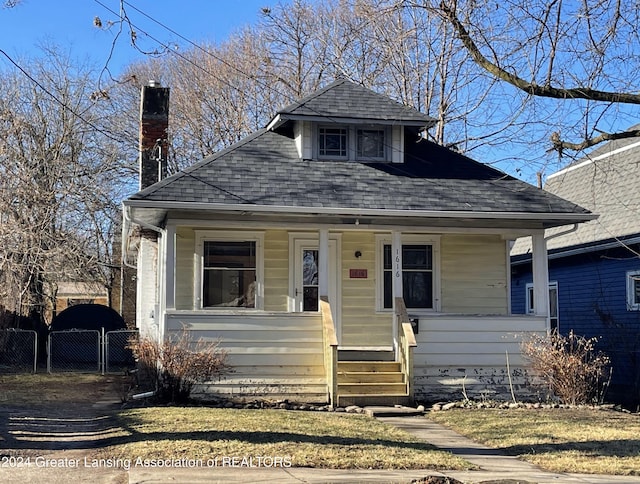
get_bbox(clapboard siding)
[340,232,392,346]
[441,234,508,314]
[413,315,546,401]
[166,311,327,402]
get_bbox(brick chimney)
[139,81,170,190]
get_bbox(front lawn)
[99,406,474,470]
[428,407,640,475]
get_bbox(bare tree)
[0,47,134,323]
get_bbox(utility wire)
[0,48,133,146]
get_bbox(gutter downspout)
[122,204,164,269]
[544,223,579,243]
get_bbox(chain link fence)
[0,329,37,373]
[104,330,138,373]
[48,329,101,372]
[46,328,139,374]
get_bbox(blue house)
[511,134,640,406]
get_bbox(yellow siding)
[340,232,391,346]
[263,230,289,311]
[175,227,195,309]
[440,234,508,314]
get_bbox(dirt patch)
[0,374,129,455]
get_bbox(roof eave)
[265,113,437,131]
[124,199,596,224]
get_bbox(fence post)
[101,327,106,376]
[47,333,52,373]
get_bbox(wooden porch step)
[338,382,407,395]
[338,371,405,384]
[337,361,401,373]
[338,394,412,407]
[336,359,410,406]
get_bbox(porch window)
[526,281,559,331]
[383,244,433,309]
[627,270,640,311]
[202,240,256,308]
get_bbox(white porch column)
[392,230,403,300]
[318,229,329,298]
[164,224,176,310]
[531,230,550,326]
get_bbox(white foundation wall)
[413,315,547,402]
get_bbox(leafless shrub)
[129,331,230,403]
[521,330,611,405]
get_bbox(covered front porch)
[165,297,548,406]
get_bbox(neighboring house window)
[526,281,559,331]
[67,298,94,306]
[627,270,640,311]
[195,232,263,309]
[318,126,348,159]
[378,237,439,311]
[317,125,388,161]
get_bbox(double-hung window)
[627,270,640,311]
[196,232,263,309]
[378,237,439,311]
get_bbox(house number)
[395,249,401,278]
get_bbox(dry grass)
[429,407,640,475]
[99,406,475,470]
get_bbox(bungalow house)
[122,79,595,406]
[511,134,640,405]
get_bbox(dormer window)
[318,126,348,159]
[357,128,386,160]
[316,124,388,161]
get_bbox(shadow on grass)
[500,440,640,458]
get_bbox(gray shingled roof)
[271,79,436,126]
[127,80,593,228]
[130,128,589,217]
[511,134,640,255]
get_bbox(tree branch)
[438,1,640,105]
[438,1,640,152]
[552,129,640,152]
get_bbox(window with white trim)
[195,232,263,309]
[627,270,640,311]
[526,281,559,331]
[377,236,439,311]
[317,124,388,161]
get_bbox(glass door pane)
[302,249,319,311]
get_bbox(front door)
[292,237,341,335]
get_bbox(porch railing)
[320,296,338,407]
[395,297,417,401]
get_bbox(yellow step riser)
[337,362,402,373]
[337,383,408,395]
[337,372,405,384]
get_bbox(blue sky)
[1,0,277,74]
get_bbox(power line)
[0,48,133,146]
